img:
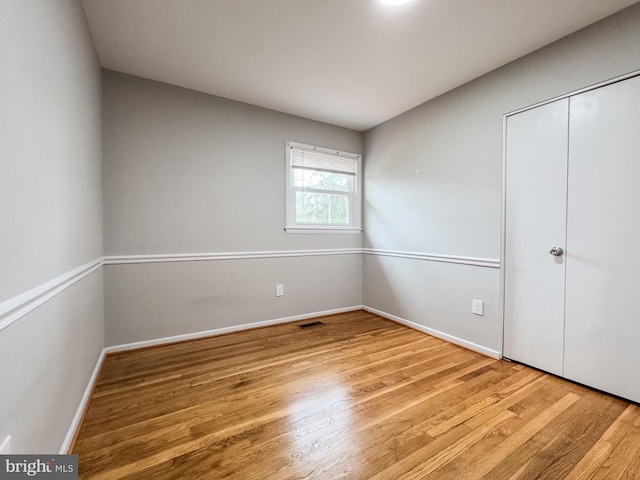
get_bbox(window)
[285,141,362,233]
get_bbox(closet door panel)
[565,75,640,403]
[504,99,568,376]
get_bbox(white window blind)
[290,149,357,175]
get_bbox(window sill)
[285,227,363,235]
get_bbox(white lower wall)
[363,254,501,353]
[0,271,104,454]
[104,254,363,346]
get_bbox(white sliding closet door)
[503,99,569,376]
[564,75,640,403]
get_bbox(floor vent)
[298,321,325,329]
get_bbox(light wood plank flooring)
[73,310,640,479]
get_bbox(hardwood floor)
[73,310,640,479]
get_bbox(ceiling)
[82,0,638,131]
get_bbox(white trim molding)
[104,305,364,353]
[363,248,500,268]
[103,248,362,265]
[60,349,106,454]
[364,306,501,359]
[0,258,103,332]
[106,248,499,266]
[0,248,500,332]
[1,249,364,331]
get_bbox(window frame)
[285,140,362,234]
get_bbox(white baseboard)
[104,305,365,354]
[59,349,106,454]
[363,305,501,359]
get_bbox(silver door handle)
[549,246,564,256]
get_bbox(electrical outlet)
[0,436,11,454]
[275,284,284,297]
[472,299,484,316]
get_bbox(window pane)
[296,192,349,224]
[293,168,350,192]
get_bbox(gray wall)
[363,4,640,354]
[102,72,363,345]
[0,0,104,453]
